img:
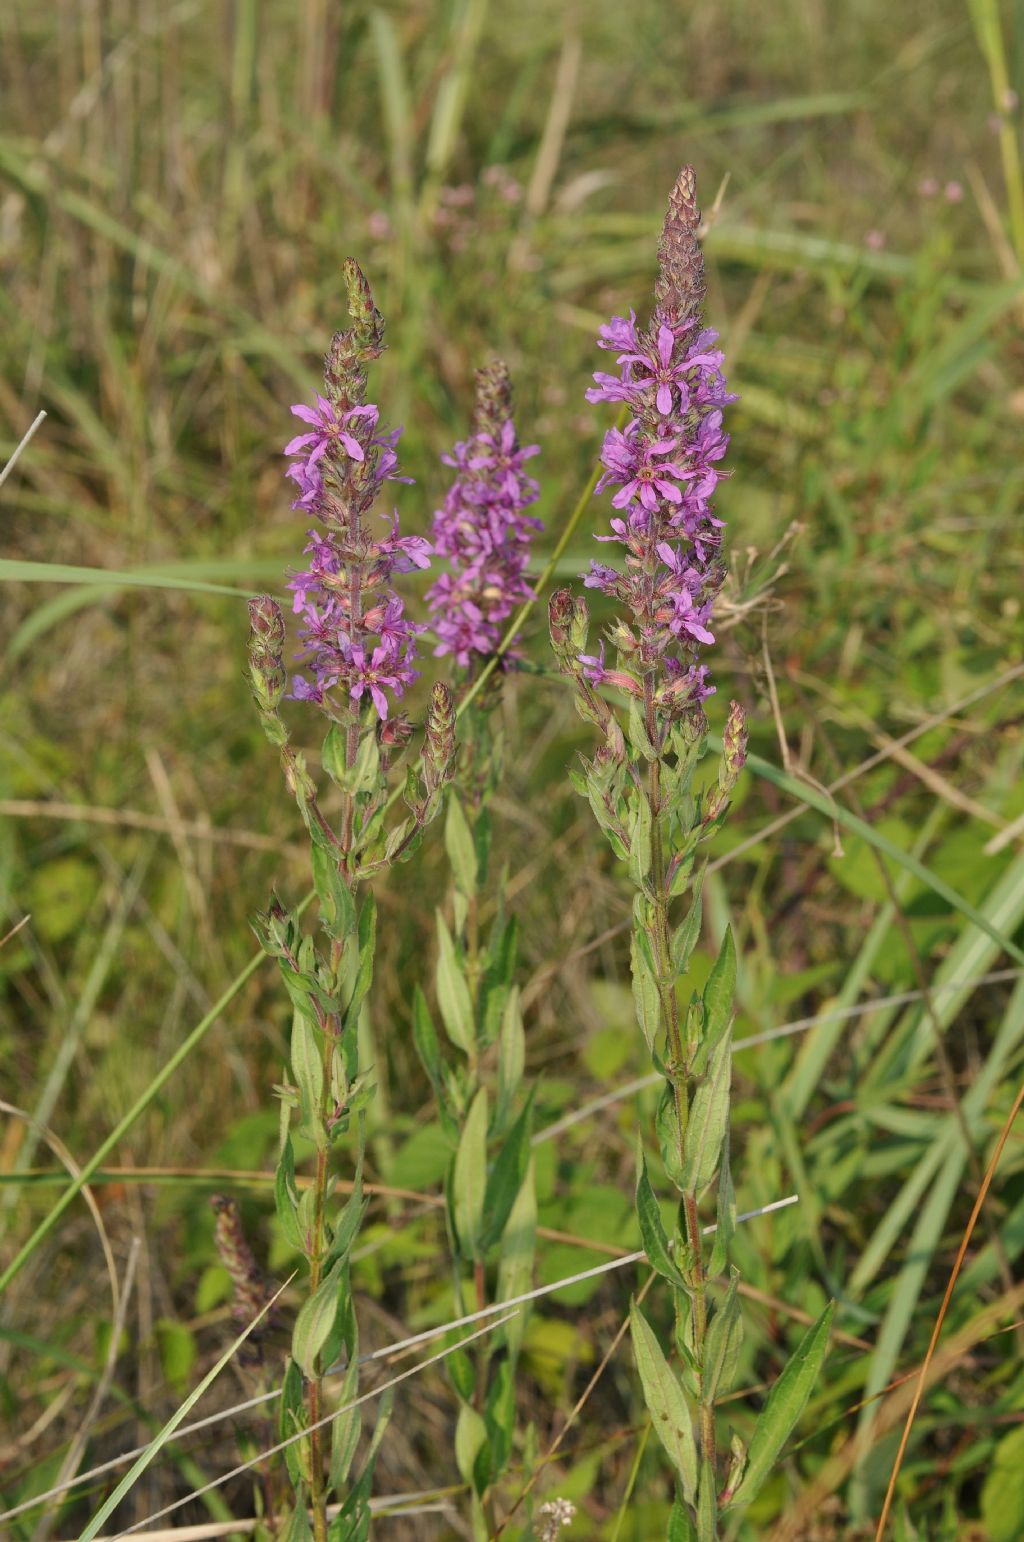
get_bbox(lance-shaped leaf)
[291,1256,347,1378]
[636,1146,687,1289]
[669,1498,697,1541]
[631,922,662,1054]
[310,841,357,939]
[480,1092,534,1253]
[730,1301,835,1508]
[445,794,478,898]
[672,871,705,974]
[451,1087,488,1258]
[496,1156,536,1364]
[436,911,475,1053]
[495,985,525,1132]
[703,1271,743,1403]
[290,1008,325,1147]
[628,794,653,887]
[341,894,376,1030]
[630,1299,697,1504]
[412,985,444,1097]
[274,1131,305,1252]
[696,1456,718,1542]
[681,1025,732,1194]
[692,926,735,1076]
[708,1127,736,1278]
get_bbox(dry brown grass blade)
[873,1077,1024,1541]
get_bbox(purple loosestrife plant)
[550,169,834,1541]
[247,261,455,1542]
[415,362,540,1538]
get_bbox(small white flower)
[534,1498,577,1541]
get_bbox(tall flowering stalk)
[247,260,455,1542]
[414,362,541,1538]
[550,169,833,1540]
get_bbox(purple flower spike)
[581,168,735,716]
[426,360,542,667]
[281,268,430,721]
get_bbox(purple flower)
[426,361,542,667]
[348,640,415,720]
[285,396,379,472]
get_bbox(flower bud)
[248,594,286,653]
[247,595,286,711]
[473,359,514,438]
[423,681,457,792]
[704,700,747,823]
[548,588,574,655]
[549,589,589,667]
[343,257,385,357]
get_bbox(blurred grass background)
[1,0,1023,1536]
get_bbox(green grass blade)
[75,1278,289,1542]
[745,750,1024,968]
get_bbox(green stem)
[648,743,717,1523]
[306,1021,337,1542]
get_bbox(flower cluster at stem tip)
[426,359,542,667]
[282,266,431,722]
[578,167,738,720]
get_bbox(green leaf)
[707,1129,735,1278]
[325,1157,366,1269]
[275,1133,305,1252]
[681,1026,732,1195]
[154,1318,197,1391]
[495,985,525,1131]
[693,927,735,1074]
[669,1497,697,1542]
[630,1299,697,1503]
[672,875,705,975]
[412,986,445,1099]
[731,1301,835,1507]
[451,1088,488,1258]
[310,842,356,939]
[496,1155,536,1364]
[628,699,658,761]
[485,1355,515,1479]
[481,1093,534,1252]
[656,1082,685,1191]
[704,1272,743,1403]
[291,1258,346,1379]
[636,1147,686,1289]
[631,922,662,1054]
[280,1500,314,1542]
[291,1008,325,1147]
[436,911,475,1053]
[329,1357,361,1491]
[447,1345,476,1404]
[445,795,478,898]
[343,894,376,1029]
[628,795,653,886]
[454,1403,488,1489]
[696,1457,717,1542]
[982,1423,1024,1542]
